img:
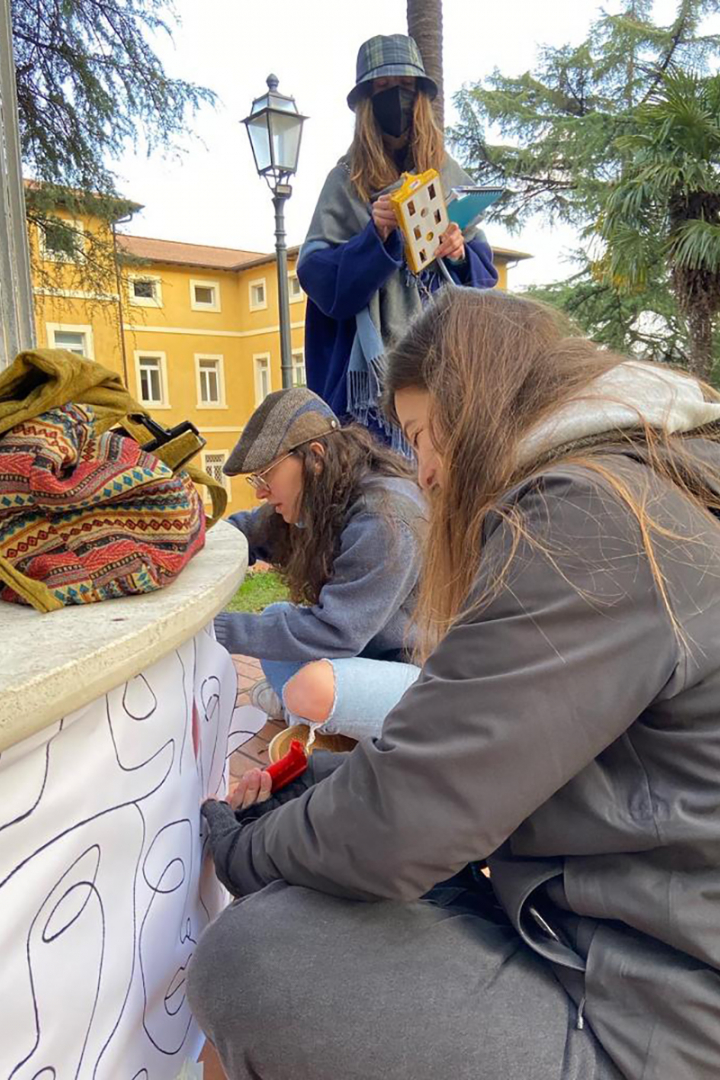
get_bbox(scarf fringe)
[346,368,411,457]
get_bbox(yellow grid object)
[390,169,449,276]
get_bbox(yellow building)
[30,194,530,514]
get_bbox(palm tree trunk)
[686,306,714,382]
[407,0,444,129]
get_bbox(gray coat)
[209,445,720,1079]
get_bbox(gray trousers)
[187,879,622,1080]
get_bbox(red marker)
[265,739,308,792]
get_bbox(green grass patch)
[225,569,289,613]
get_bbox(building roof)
[235,243,532,271]
[116,235,532,273]
[237,245,302,271]
[117,234,265,271]
[24,179,142,222]
[492,245,533,263]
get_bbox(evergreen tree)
[11,0,215,290]
[527,255,691,363]
[601,71,720,380]
[451,0,720,370]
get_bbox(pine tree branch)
[639,3,692,104]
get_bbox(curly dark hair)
[262,424,415,605]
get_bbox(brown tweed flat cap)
[224,388,339,475]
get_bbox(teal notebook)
[446,186,503,231]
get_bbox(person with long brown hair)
[192,287,720,1079]
[214,387,423,756]
[296,33,497,450]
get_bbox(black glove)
[201,750,346,895]
[201,798,247,895]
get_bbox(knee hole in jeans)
[282,659,335,723]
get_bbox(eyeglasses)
[245,450,295,491]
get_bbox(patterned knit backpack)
[0,349,227,612]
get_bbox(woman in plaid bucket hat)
[296,33,498,451]
[214,387,425,772]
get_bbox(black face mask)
[372,86,417,138]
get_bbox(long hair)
[383,287,720,659]
[349,92,445,203]
[263,424,415,605]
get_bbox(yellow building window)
[135,351,170,408]
[46,323,94,359]
[190,278,221,312]
[38,217,85,263]
[288,272,303,304]
[249,278,267,312]
[129,275,163,308]
[202,451,230,495]
[253,354,271,405]
[292,349,306,387]
[196,354,226,408]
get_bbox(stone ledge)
[0,520,247,752]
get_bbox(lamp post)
[243,75,307,390]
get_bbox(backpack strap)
[183,463,228,528]
[0,555,63,613]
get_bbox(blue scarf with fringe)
[299,155,484,453]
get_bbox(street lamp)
[243,75,307,390]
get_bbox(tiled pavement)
[200,652,281,1080]
[228,652,285,781]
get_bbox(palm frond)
[668,220,720,272]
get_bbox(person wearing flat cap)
[296,32,498,450]
[214,386,424,746]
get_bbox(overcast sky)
[115,0,686,289]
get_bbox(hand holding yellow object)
[389,169,454,274]
[435,222,465,262]
[371,194,399,242]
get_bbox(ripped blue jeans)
[260,603,421,741]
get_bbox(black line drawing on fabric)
[201,678,220,727]
[138,819,195,1055]
[178,648,190,776]
[106,696,176,777]
[92,803,146,1080]
[0,632,240,1079]
[108,676,172,772]
[199,676,221,793]
[4,804,146,1080]
[10,845,105,1080]
[0,751,172,896]
[164,965,187,1017]
[122,674,158,722]
[0,720,64,834]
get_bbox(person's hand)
[228,767,272,811]
[372,195,398,243]
[435,222,465,262]
[200,751,347,896]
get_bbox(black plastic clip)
[127,414,206,455]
